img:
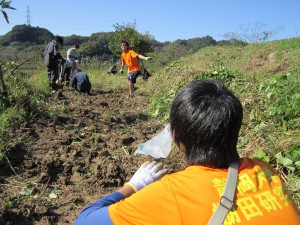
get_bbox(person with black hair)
[70,68,91,94]
[58,57,73,85]
[75,79,300,225]
[119,40,151,98]
[44,36,64,91]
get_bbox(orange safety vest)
[109,158,300,225]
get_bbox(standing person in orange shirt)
[119,40,151,98]
[75,78,300,225]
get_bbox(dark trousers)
[47,63,59,90]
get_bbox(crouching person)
[70,69,91,94]
[108,65,118,75]
[58,57,73,85]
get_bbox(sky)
[0,0,299,42]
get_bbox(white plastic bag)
[134,124,172,159]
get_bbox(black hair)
[54,35,64,44]
[170,78,242,168]
[120,40,129,47]
[73,68,82,74]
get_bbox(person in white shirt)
[67,44,80,73]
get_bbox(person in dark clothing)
[58,57,73,85]
[70,69,91,94]
[108,65,118,75]
[44,36,64,90]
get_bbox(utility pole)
[27,6,30,26]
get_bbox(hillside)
[0,38,299,224]
[148,38,300,157]
[0,24,54,46]
[0,25,241,63]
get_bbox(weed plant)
[145,39,300,207]
[0,61,47,164]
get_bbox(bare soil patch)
[0,84,185,225]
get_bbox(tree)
[108,22,154,56]
[80,41,101,57]
[156,41,189,65]
[223,22,284,43]
[63,34,89,46]
[79,32,114,57]
[1,0,16,23]
[217,38,247,46]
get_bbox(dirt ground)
[0,83,186,225]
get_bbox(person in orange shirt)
[75,78,300,225]
[119,40,151,98]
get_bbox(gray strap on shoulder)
[207,161,239,225]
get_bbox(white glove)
[125,161,168,192]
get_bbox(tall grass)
[0,62,46,164]
[144,38,300,207]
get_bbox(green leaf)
[4,200,13,208]
[294,161,300,168]
[277,156,293,166]
[286,166,295,172]
[1,10,9,23]
[254,149,270,162]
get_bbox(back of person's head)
[73,44,80,49]
[73,68,82,74]
[54,35,64,45]
[170,78,243,168]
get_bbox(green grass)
[84,68,126,91]
[0,38,299,208]
[143,38,300,207]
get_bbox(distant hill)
[0,24,246,63]
[0,24,54,46]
